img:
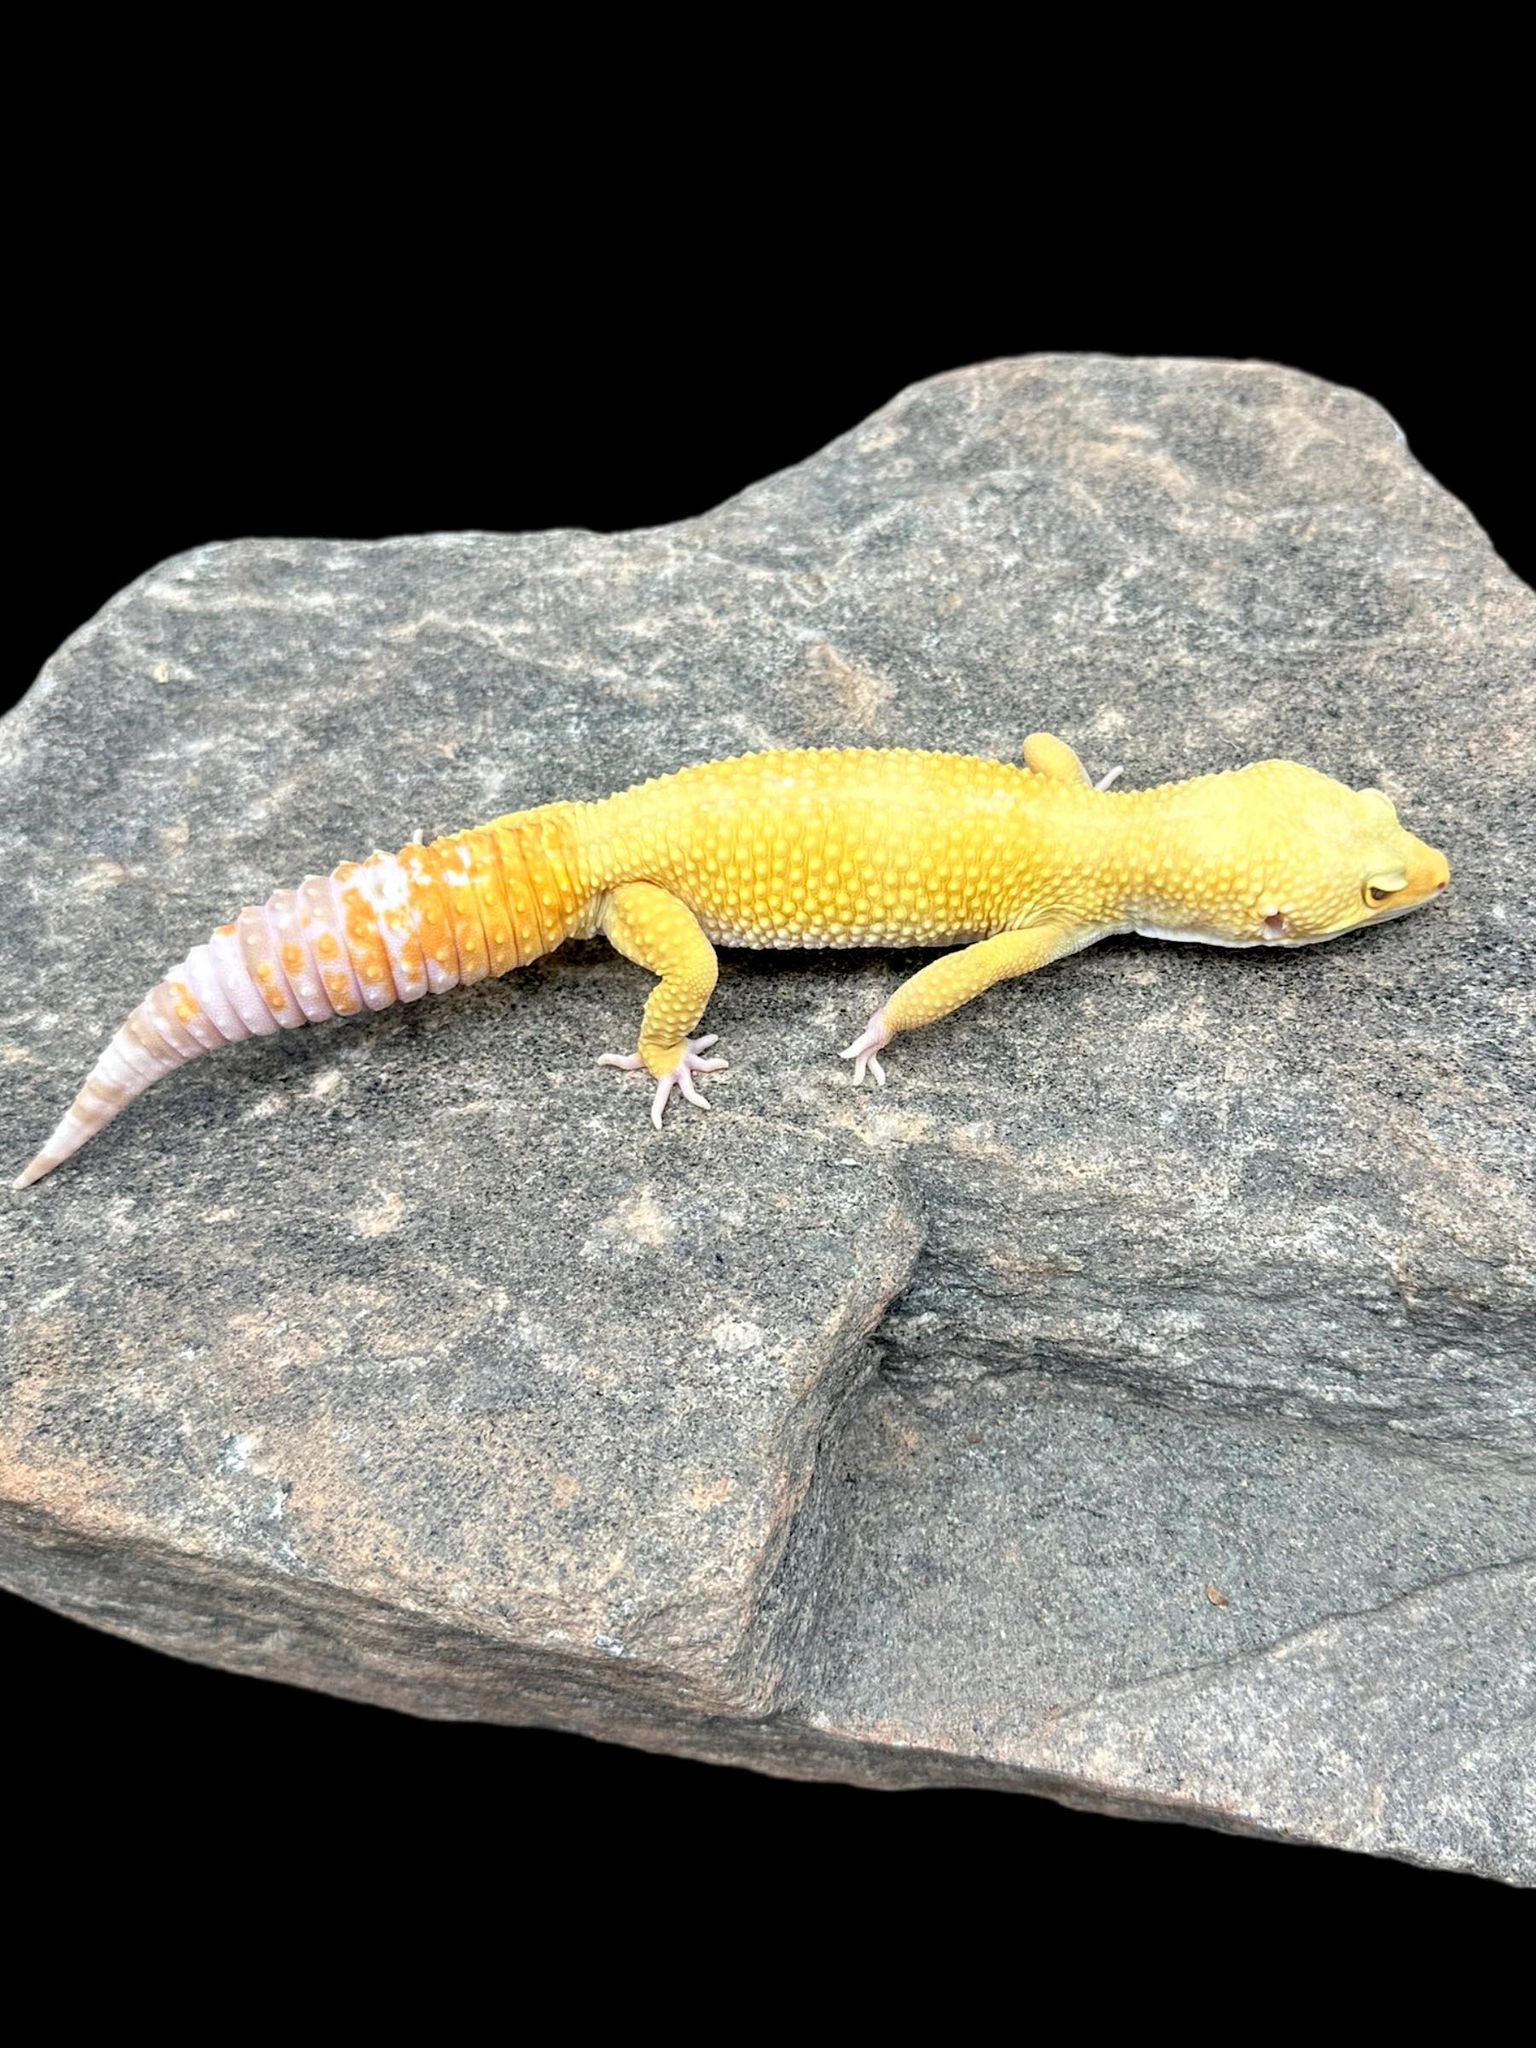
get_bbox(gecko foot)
[597,1036,729,1130]
[839,1013,891,1087]
[1095,765,1123,791]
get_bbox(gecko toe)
[840,1013,892,1087]
[604,1038,728,1126]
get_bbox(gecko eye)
[1363,870,1405,907]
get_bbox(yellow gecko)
[14,734,1450,1185]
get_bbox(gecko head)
[1218,762,1451,946]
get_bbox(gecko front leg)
[840,1016,890,1086]
[841,922,1093,1087]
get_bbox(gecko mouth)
[1135,884,1449,951]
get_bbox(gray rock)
[2,356,1532,1880]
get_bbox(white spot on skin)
[361,854,412,917]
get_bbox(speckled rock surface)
[3,356,1532,1880]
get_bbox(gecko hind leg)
[597,882,727,1128]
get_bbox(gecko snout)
[1392,833,1450,905]
[1419,845,1451,896]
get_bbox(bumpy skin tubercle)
[15,739,1450,1183]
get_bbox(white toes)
[603,1037,729,1127]
[1095,765,1124,791]
[677,1067,712,1110]
[840,1013,892,1087]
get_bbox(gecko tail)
[14,930,283,1187]
[14,806,587,1189]
[13,1006,184,1186]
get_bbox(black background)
[9,147,1529,1934]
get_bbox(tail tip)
[13,1154,55,1190]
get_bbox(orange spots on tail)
[401,840,462,985]
[430,836,491,984]
[237,904,301,1025]
[339,884,391,991]
[144,981,204,1059]
[18,796,593,1185]
[322,967,362,1013]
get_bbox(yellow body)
[567,737,1449,1106]
[16,734,1451,1180]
